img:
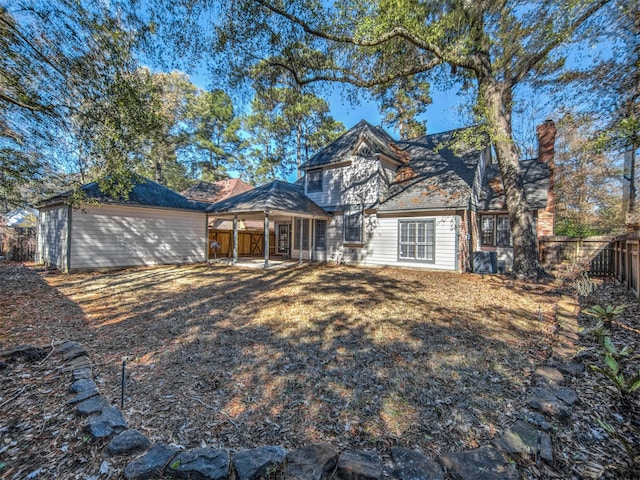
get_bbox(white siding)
[37,206,69,271]
[306,156,383,208]
[324,213,460,271]
[68,204,206,270]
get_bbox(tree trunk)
[480,79,547,280]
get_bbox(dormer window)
[307,169,323,193]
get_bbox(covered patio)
[206,180,331,268]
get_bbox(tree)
[185,88,244,182]
[372,76,431,140]
[162,0,616,279]
[135,70,196,191]
[554,112,623,236]
[1,0,147,205]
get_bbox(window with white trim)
[307,169,323,193]
[344,211,363,244]
[398,219,435,262]
[480,214,511,247]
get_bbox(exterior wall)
[305,156,385,208]
[68,204,206,270]
[322,212,460,271]
[37,206,70,271]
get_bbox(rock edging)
[47,295,583,479]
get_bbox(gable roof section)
[300,120,403,170]
[379,129,487,212]
[181,179,253,204]
[206,180,330,218]
[40,177,208,212]
[478,158,550,210]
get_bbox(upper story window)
[307,169,323,193]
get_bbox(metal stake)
[121,360,126,408]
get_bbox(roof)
[181,179,253,204]
[379,129,488,212]
[2,208,38,228]
[300,120,404,170]
[478,158,551,210]
[206,180,330,218]
[39,177,208,212]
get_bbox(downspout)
[299,218,303,264]
[264,212,270,269]
[65,205,72,273]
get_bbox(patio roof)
[206,180,331,218]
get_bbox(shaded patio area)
[209,256,305,270]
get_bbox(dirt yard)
[0,262,638,478]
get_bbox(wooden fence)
[539,233,639,300]
[208,229,276,259]
[538,236,615,274]
[612,232,639,300]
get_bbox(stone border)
[45,296,583,479]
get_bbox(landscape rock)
[76,396,109,416]
[62,344,89,362]
[56,341,83,354]
[533,366,564,386]
[67,385,99,404]
[123,443,180,480]
[520,411,552,431]
[438,446,518,480]
[85,406,127,438]
[493,420,553,463]
[336,450,381,480]
[285,443,339,480]
[233,445,286,480]
[62,355,91,372]
[390,447,444,480]
[554,361,585,377]
[71,367,93,381]
[70,378,98,394]
[527,388,572,420]
[107,429,151,456]
[168,447,230,480]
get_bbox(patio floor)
[209,256,304,269]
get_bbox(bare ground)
[0,262,638,478]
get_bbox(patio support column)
[299,217,303,264]
[233,215,238,265]
[263,212,270,269]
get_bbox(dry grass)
[1,262,558,477]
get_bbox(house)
[207,119,555,272]
[37,178,208,272]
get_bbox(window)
[344,211,363,244]
[398,220,435,262]
[307,169,323,193]
[480,214,511,247]
[496,215,511,247]
[481,216,495,246]
[315,219,327,250]
[294,218,310,249]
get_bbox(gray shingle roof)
[300,120,402,170]
[206,180,331,217]
[379,129,487,212]
[40,177,208,211]
[478,158,551,210]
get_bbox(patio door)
[277,224,290,255]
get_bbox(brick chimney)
[536,120,557,237]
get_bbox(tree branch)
[511,0,612,85]
[0,92,52,113]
